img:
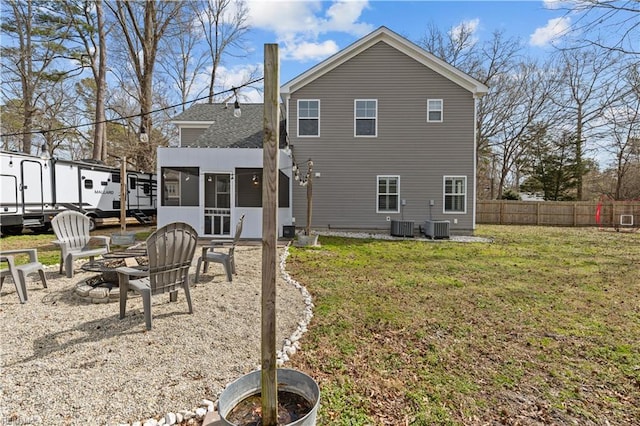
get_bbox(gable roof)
[280,26,489,98]
[172,103,286,148]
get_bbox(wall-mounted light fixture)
[252,173,260,186]
[8,156,13,167]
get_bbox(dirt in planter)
[226,390,313,425]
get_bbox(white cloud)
[245,0,324,35]
[529,16,571,47]
[449,18,480,46]
[245,0,373,62]
[322,1,373,35]
[281,39,340,61]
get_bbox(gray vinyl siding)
[289,41,476,233]
[180,128,207,146]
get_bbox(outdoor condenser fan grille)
[423,220,450,239]
[390,220,414,237]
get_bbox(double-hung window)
[298,100,320,137]
[444,176,466,213]
[427,99,443,122]
[377,175,399,213]
[355,99,377,137]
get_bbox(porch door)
[204,173,231,236]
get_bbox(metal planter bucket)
[111,232,136,246]
[218,368,320,426]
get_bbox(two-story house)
[157,26,488,239]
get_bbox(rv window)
[143,183,151,195]
[84,179,93,189]
[112,173,121,183]
[129,177,137,189]
[101,181,108,186]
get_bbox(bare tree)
[106,0,181,171]
[38,80,89,159]
[157,3,209,113]
[558,0,640,55]
[552,47,621,199]
[600,64,640,199]
[61,0,110,161]
[488,61,561,198]
[0,100,24,151]
[419,21,482,74]
[192,0,250,103]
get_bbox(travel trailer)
[0,151,156,236]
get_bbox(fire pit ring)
[75,250,148,304]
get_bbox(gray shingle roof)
[173,103,286,148]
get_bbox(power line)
[0,77,265,138]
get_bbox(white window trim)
[354,99,378,137]
[297,99,320,137]
[427,99,444,123]
[376,175,400,213]
[443,175,467,214]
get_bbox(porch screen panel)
[161,167,199,206]
[236,168,262,207]
[235,168,290,208]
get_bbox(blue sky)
[221,0,571,101]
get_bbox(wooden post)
[261,43,279,426]
[305,160,313,236]
[120,157,127,232]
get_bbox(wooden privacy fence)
[477,200,640,228]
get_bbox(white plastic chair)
[51,211,110,278]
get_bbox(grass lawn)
[0,228,154,266]
[285,225,640,425]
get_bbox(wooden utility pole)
[261,43,279,426]
[306,160,313,236]
[120,157,127,232]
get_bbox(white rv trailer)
[0,151,156,235]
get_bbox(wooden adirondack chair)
[195,214,244,283]
[51,211,110,278]
[117,222,198,330]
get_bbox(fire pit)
[75,248,148,304]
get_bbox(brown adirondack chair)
[117,222,198,330]
[51,211,110,278]
[195,214,244,283]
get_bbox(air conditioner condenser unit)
[422,220,450,239]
